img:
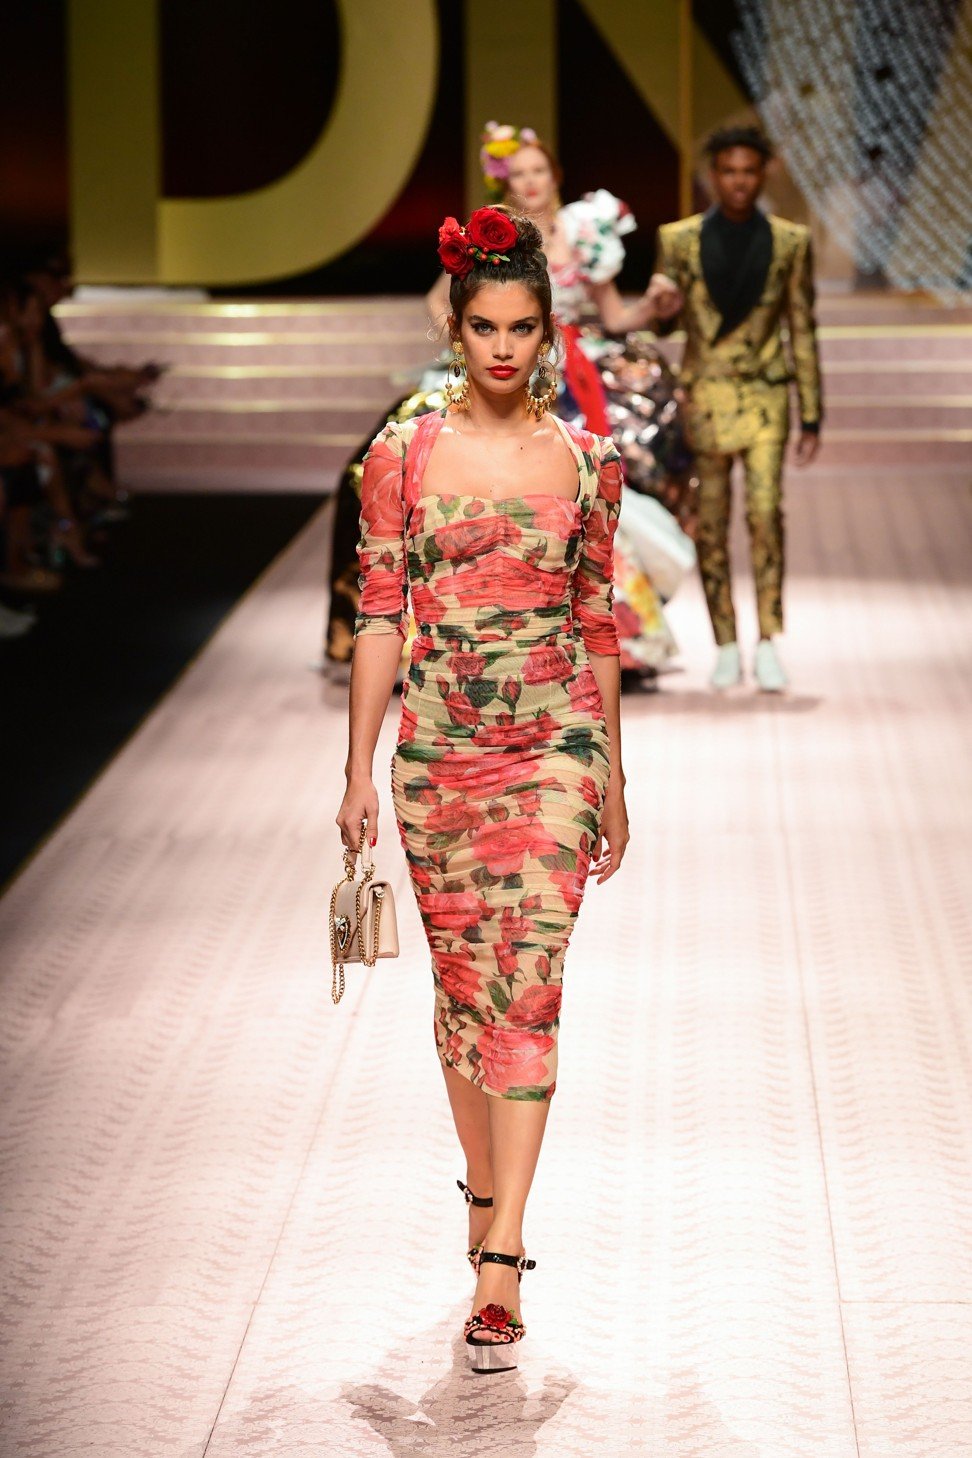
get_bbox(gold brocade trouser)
[695,436,786,646]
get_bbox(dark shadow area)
[342,1324,577,1458]
[0,491,321,888]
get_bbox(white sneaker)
[754,638,788,692]
[710,642,742,690]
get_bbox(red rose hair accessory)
[437,217,473,279]
[437,208,520,278]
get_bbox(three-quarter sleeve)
[354,422,409,640]
[572,440,622,656]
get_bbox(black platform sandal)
[457,1179,493,1272]
[463,1250,536,1373]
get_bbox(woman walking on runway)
[337,209,628,1371]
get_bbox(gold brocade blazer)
[656,212,822,433]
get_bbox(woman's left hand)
[591,786,629,884]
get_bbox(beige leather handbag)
[329,827,399,1004]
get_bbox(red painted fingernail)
[370,837,377,847]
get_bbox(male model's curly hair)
[705,125,774,162]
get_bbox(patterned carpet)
[1,465,970,1457]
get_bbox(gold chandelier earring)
[526,343,557,419]
[446,340,470,410]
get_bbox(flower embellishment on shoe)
[480,1304,518,1331]
[437,209,519,278]
[464,1304,525,1344]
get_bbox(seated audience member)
[26,257,164,510]
[0,286,101,589]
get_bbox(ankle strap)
[457,1179,493,1209]
[478,1250,536,1273]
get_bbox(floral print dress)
[355,409,621,1100]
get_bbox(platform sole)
[467,1341,519,1373]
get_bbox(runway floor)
[1,465,971,1457]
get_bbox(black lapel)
[717,211,773,339]
[701,207,773,340]
[699,206,726,327]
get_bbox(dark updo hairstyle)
[449,208,554,346]
[705,125,774,163]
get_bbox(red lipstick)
[488,366,517,379]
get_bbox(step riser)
[136,406,397,437]
[155,375,410,403]
[813,406,972,430]
[59,298,426,326]
[74,339,435,369]
[654,337,972,365]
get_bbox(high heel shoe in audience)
[82,483,130,524]
[50,519,101,570]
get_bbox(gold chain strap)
[330,825,381,1004]
[329,875,347,1005]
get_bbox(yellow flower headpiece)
[479,120,539,200]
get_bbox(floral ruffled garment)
[355,410,620,1100]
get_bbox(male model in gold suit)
[656,126,822,691]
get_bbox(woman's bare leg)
[43,454,100,568]
[442,1064,493,1250]
[469,1096,550,1334]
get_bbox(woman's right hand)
[645,272,683,321]
[336,774,380,851]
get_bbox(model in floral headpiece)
[479,121,542,200]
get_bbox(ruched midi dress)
[354,409,622,1100]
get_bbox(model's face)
[710,146,766,215]
[454,282,546,401]
[505,145,557,212]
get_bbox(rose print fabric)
[355,409,621,1100]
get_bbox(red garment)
[558,322,610,435]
